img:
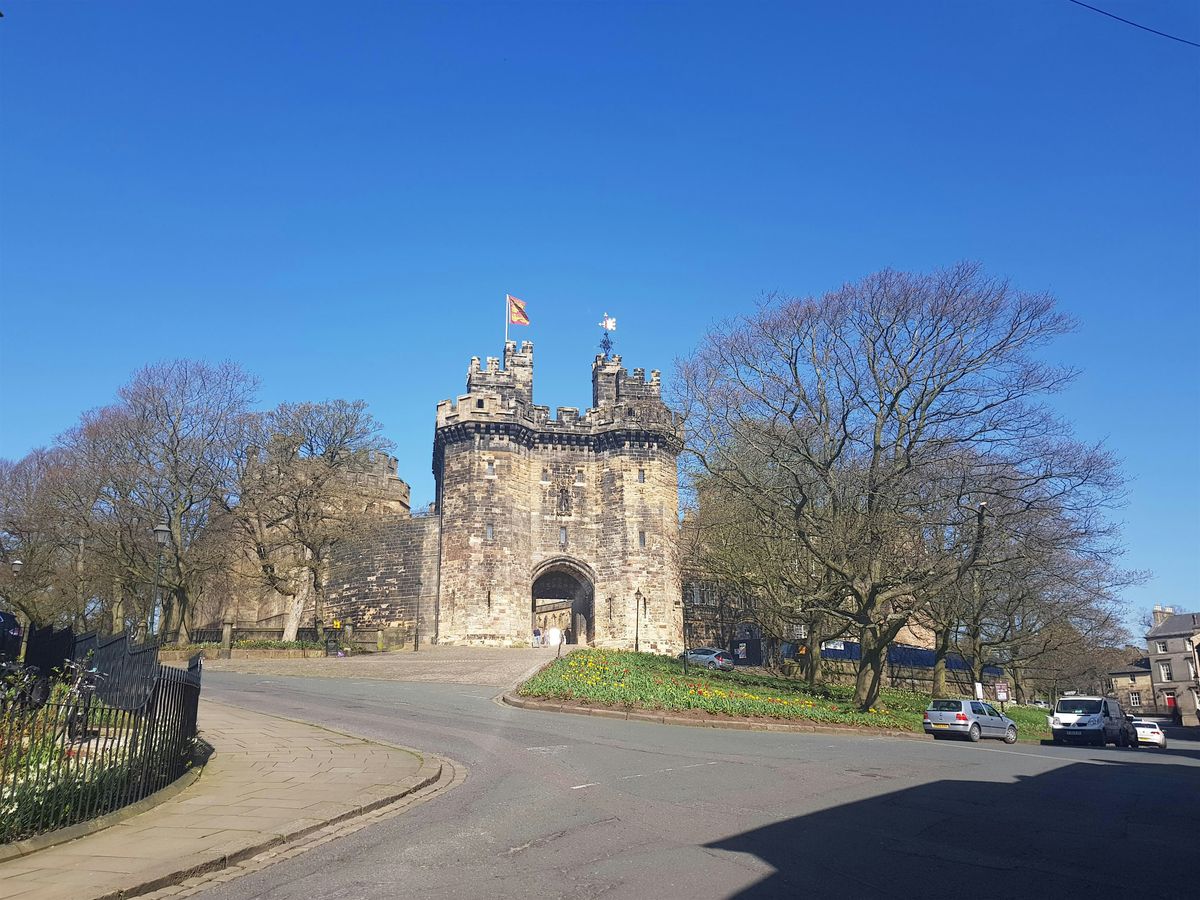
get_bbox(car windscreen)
[1055,699,1102,715]
[928,700,962,712]
[1133,722,1156,729]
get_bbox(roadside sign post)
[995,682,1010,713]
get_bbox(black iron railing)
[0,651,202,844]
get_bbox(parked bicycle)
[60,658,105,742]
[0,659,50,714]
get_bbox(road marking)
[571,760,722,791]
[525,745,571,755]
[936,743,1116,765]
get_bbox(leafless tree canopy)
[676,263,1135,709]
[0,361,393,646]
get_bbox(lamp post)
[151,522,170,639]
[634,589,645,653]
[9,559,25,660]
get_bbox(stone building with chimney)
[320,341,685,652]
[1144,604,1200,722]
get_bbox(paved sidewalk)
[0,700,444,900]
[201,644,548,686]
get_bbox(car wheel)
[966,724,981,743]
[1094,732,1106,747]
[1052,734,1063,745]
[1004,725,1017,745]
[1116,731,1128,748]
[706,661,717,670]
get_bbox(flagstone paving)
[199,644,548,685]
[0,700,446,900]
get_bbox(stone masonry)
[325,341,685,652]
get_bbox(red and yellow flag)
[507,294,530,326]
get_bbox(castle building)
[323,341,685,652]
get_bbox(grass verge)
[519,649,1052,740]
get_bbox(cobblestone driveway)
[200,645,552,686]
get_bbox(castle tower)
[432,341,683,650]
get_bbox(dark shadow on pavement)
[706,757,1199,898]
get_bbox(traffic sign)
[995,682,1010,702]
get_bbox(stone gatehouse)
[323,341,685,652]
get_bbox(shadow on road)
[707,757,1199,898]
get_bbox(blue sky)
[1,1,1197,629]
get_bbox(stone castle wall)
[324,513,441,645]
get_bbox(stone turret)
[432,341,683,651]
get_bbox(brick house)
[1144,606,1200,722]
[1105,659,1153,715]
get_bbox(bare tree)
[53,361,257,644]
[677,263,1128,710]
[230,399,394,641]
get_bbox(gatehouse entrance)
[532,562,594,645]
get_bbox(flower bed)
[519,649,1052,739]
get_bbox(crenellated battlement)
[437,342,678,435]
[465,340,534,406]
[592,354,663,407]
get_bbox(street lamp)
[634,589,642,653]
[151,522,170,639]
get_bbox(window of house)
[1129,675,1137,683]
[541,468,549,483]
[1163,690,1176,707]
[486,460,495,476]
[476,399,485,409]
[638,530,646,549]
[1159,661,1173,682]
[559,526,567,547]
[1156,640,1168,653]
[575,470,584,484]
[485,523,494,541]
[1129,691,1141,707]
[637,468,645,483]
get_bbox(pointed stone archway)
[531,558,595,645]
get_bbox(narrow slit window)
[487,460,495,476]
[559,526,567,546]
[638,530,646,549]
[575,470,584,484]
[476,399,485,409]
[485,523,494,541]
[637,468,645,483]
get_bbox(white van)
[1051,696,1135,747]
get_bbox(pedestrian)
[532,626,542,648]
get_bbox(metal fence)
[0,643,203,844]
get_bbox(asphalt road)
[195,672,1200,899]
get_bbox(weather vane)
[598,312,617,358]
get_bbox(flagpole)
[504,294,509,347]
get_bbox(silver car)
[680,647,735,670]
[924,698,1018,744]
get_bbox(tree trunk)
[854,637,887,710]
[111,575,124,635]
[966,630,984,687]
[931,626,951,697]
[804,625,821,688]
[281,578,309,642]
